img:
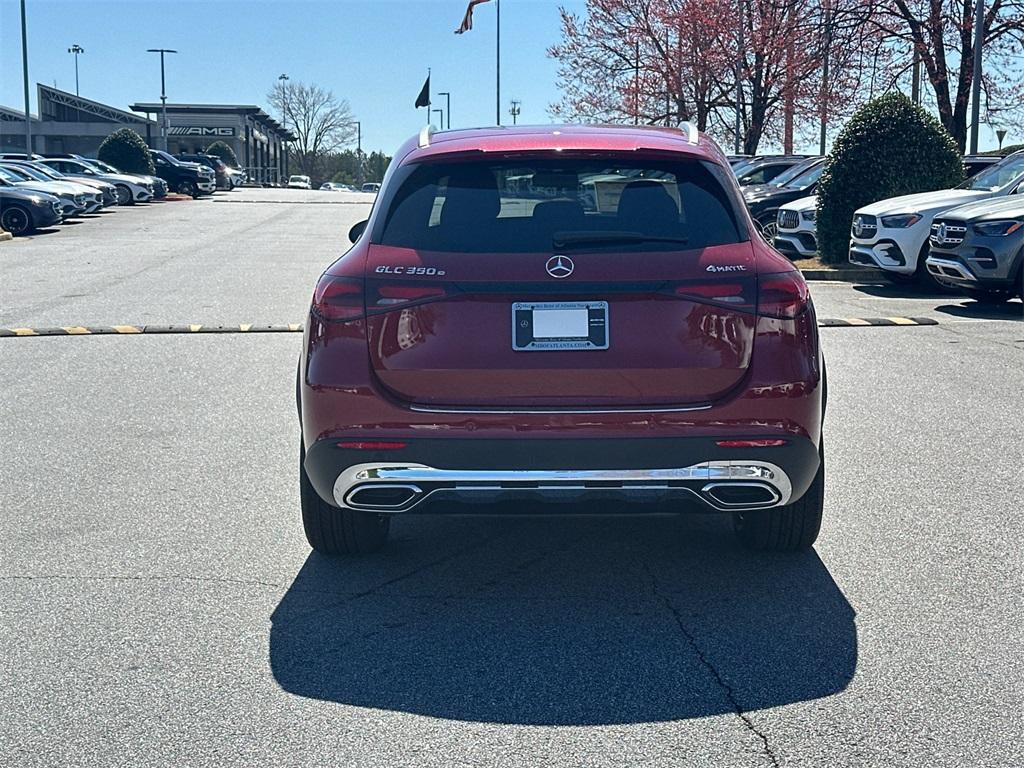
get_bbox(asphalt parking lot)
[1,190,1021,767]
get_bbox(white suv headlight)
[880,213,921,228]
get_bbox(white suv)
[849,151,1024,281]
[774,195,820,258]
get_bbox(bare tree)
[869,0,1024,150]
[267,80,358,178]
[549,0,881,154]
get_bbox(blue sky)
[1,0,1009,154]
[0,0,587,154]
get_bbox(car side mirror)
[349,219,368,243]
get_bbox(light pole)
[968,0,985,153]
[278,73,290,131]
[20,0,31,155]
[438,91,451,129]
[147,48,177,152]
[509,100,521,125]
[68,44,84,95]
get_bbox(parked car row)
[317,181,382,193]
[0,151,239,237]
[754,150,1024,303]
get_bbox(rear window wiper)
[552,231,689,249]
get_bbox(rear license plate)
[512,301,609,351]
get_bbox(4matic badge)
[706,264,747,272]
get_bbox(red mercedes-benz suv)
[298,124,825,555]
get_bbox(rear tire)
[733,449,824,552]
[299,441,390,554]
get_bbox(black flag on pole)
[415,75,430,109]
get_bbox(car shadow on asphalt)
[269,512,857,725]
[935,300,1023,320]
[850,282,952,300]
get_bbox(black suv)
[150,150,215,198]
[178,153,230,189]
[743,157,825,238]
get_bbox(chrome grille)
[930,220,967,248]
[851,214,877,239]
[778,210,799,230]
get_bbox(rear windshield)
[378,158,743,252]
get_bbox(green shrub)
[203,140,238,167]
[816,93,963,264]
[97,128,154,175]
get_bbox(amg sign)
[168,126,236,137]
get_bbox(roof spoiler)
[678,122,699,145]
[418,125,434,149]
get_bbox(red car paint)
[299,124,823,531]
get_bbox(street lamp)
[278,73,290,131]
[20,0,31,155]
[146,48,177,151]
[432,108,444,130]
[68,44,84,96]
[438,91,451,129]
[508,100,521,125]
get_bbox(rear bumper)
[304,436,820,515]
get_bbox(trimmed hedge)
[97,128,154,175]
[203,140,238,167]
[817,93,963,265]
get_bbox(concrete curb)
[0,231,12,243]
[800,269,876,282]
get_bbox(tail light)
[672,280,755,312]
[375,285,447,306]
[312,275,450,323]
[312,275,365,322]
[757,271,809,318]
[716,439,788,448]
[337,441,408,450]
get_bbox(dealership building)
[0,84,294,183]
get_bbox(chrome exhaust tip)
[344,483,423,511]
[701,482,780,509]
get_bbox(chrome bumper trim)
[409,403,713,415]
[925,256,977,282]
[333,461,793,514]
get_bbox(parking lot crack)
[643,564,781,768]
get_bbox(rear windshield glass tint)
[379,158,742,252]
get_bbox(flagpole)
[495,0,501,125]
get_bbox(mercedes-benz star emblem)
[853,217,864,238]
[545,254,574,279]
[937,223,948,242]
